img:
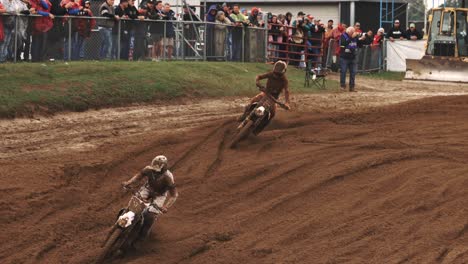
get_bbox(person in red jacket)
[30,0,54,62]
[73,0,95,60]
[0,3,6,52]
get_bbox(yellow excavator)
[405,7,468,83]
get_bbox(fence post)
[181,21,185,60]
[14,15,18,63]
[241,26,245,63]
[68,19,72,62]
[117,20,121,60]
[264,19,268,63]
[203,24,207,61]
[382,39,387,71]
[163,20,166,61]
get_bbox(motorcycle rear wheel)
[229,120,253,148]
[95,228,123,264]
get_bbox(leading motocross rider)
[238,60,291,129]
[122,155,178,241]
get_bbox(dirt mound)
[1,95,468,264]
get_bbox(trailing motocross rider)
[122,155,178,242]
[237,60,291,133]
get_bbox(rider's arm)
[123,170,144,186]
[255,73,270,89]
[162,187,178,210]
[161,171,178,211]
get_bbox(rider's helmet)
[273,60,287,75]
[150,155,168,172]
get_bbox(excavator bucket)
[405,56,468,83]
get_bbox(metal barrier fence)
[266,23,323,68]
[0,13,268,63]
[324,38,384,73]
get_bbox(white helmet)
[150,155,168,172]
[273,60,287,74]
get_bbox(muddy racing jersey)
[139,167,175,197]
[256,72,289,99]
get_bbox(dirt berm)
[1,95,467,264]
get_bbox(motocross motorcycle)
[229,88,288,148]
[95,188,160,263]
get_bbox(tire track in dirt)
[2,95,468,264]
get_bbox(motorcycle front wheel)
[229,120,253,148]
[95,227,123,264]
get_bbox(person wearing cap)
[305,15,325,64]
[373,28,385,46]
[241,8,247,17]
[339,26,359,91]
[406,23,422,40]
[122,155,178,243]
[386,19,405,41]
[221,2,234,23]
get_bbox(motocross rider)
[238,60,291,127]
[122,155,178,240]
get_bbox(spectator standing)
[361,30,373,46]
[330,23,345,71]
[323,19,334,62]
[406,23,422,40]
[240,8,247,17]
[284,12,293,39]
[125,0,139,60]
[10,0,30,61]
[113,0,129,59]
[229,4,246,61]
[214,10,230,59]
[0,3,5,62]
[162,3,175,60]
[386,19,405,41]
[182,5,199,57]
[136,0,154,60]
[0,0,28,62]
[247,7,259,27]
[306,17,325,65]
[277,14,287,59]
[61,0,82,61]
[98,0,117,60]
[339,26,359,91]
[221,3,234,59]
[45,0,65,60]
[75,0,95,60]
[268,14,282,60]
[30,0,54,62]
[373,28,384,46]
[148,1,164,61]
[291,14,305,66]
[205,4,217,59]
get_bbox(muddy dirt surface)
[1,77,468,264]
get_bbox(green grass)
[0,61,339,118]
[361,71,406,81]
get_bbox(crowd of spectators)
[0,0,424,63]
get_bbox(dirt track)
[1,77,468,264]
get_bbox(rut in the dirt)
[1,96,468,264]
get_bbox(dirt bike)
[95,187,161,264]
[229,88,289,148]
